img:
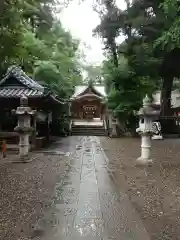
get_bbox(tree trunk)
[110,41,119,91]
[160,76,177,133]
[161,76,173,116]
[111,41,118,67]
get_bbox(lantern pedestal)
[137,133,153,165]
[110,119,117,138]
[19,133,29,158]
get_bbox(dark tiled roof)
[0,66,45,98]
[0,66,64,104]
[0,88,43,98]
[0,65,44,92]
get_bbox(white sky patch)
[60,0,126,65]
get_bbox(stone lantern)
[110,114,118,137]
[136,94,160,165]
[107,109,118,137]
[106,109,112,135]
[12,96,36,161]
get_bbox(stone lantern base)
[8,153,38,163]
[136,156,153,166]
[109,121,118,138]
[136,133,153,166]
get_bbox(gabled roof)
[0,66,44,98]
[0,65,64,104]
[0,65,44,92]
[73,93,103,100]
[71,84,106,100]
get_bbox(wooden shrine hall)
[70,83,107,120]
[0,65,64,147]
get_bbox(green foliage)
[155,0,180,50]
[103,58,155,118]
[0,0,83,98]
[82,64,103,83]
[93,0,180,132]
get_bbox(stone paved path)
[35,136,150,240]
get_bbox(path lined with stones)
[33,136,150,240]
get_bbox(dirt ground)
[100,137,180,240]
[0,152,66,240]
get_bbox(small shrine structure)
[0,65,64,147]
[70,82,107,120]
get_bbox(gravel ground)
[2,137,180,240]
[100,137,180,240]
[0,153,66,240]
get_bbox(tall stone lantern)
[12,96,36,161]
[110,114,118,138]
[107,109,118,137]
[136,95,160,165]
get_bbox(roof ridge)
[0,65,44,92]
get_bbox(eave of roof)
[71,93,104,100]
[0,65,44,92]
[0,88,43,98]
[49,95,65,104]
[71,84,106,99]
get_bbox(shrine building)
[70,83,107,120]
[0,65,64,147]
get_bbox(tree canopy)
[93,0,180,132]
[0,0,83,98]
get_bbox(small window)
[141,119,144,124]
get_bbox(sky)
[60,0,126,66]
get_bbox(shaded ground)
[100,137,180,240]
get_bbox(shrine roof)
[0,66,64,104]
[71,84,106,99]
[0,65,44,93]
[73,93,103,100]
[0,88,43,98]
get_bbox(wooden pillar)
[45,117,50,142]
[32,115,37,147]
[101,104,104,120]
[68,101,72,117]
[46,113,51,142]
[100,103,105,120]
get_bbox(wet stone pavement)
[33,136,150,240]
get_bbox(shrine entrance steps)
[71,119,107,136]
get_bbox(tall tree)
[0,0,83,98]
[93,0,180,132]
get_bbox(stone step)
[71,126,107,136]
[72,126,104,130]
[72,128,105,132]
[72,126,105,129]
[71,132,107,136]
[71,124,107,136]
